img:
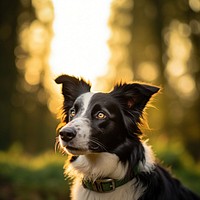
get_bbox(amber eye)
[69,109,76,118]
[96,112,107,119]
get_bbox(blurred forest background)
[0,0,200,199]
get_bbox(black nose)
[59,127,77,142]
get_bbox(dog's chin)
[64,146,90,156]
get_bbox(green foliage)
[154,140,200,195]
[0,147,70,200]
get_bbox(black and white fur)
[55,75,200,200]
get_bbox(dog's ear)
[110,83,160,134]
[55,75,91,98]
[55,75,91,117]
[110,83,159,111]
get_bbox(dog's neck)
[65,153,128,181]
[65,142,155,182]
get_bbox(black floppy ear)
[110,83,159,135]
[55,75,91,120]
[55,74,91,98]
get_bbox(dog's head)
[55,75,159,158]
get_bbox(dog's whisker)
[55,136,68,155]
[90,137,108,152]
[55,136,60,153]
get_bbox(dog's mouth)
[66,145,82,151]
[65,145,89,155]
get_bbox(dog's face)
[55,75,159,157]
[59,91,127,155]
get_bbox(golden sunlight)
[47,0,112,113]
[50,0,111,89]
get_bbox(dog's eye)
[96,112,107,120]
[69,109,76,118]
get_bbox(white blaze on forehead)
[79,92,94,116]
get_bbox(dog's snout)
[60,127,77,142]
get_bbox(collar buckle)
[94,178,116,192]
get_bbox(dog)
[55,74,200,200]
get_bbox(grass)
[0,145,70,200]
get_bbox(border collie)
[55,74,200,200]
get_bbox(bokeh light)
[165,20,197,102]
[137,62,159,82]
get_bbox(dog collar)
[82,166,138,193]
[82,164,139,193]
[82,177,133,193]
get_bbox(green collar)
[82,176,133,193]
[82,165,139,193]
